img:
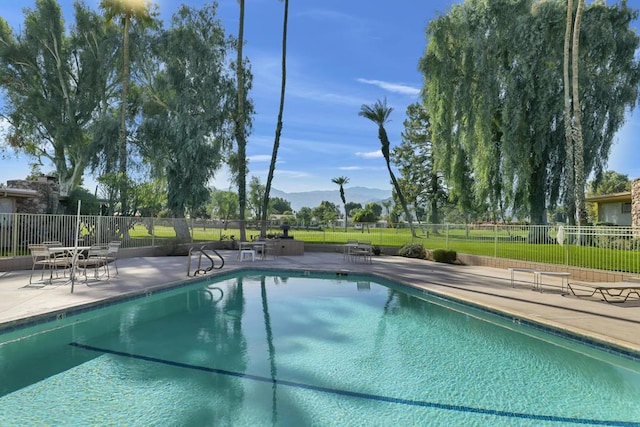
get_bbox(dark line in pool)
[69,342,639,427]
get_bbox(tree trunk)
[572,0,587,226]
[172,216,191,242]
[261,0,289,238]
[119,13,131,216]
[236,0,247,242]
[387,161,415,237]
[563,0,575,225]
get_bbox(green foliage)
[313,201,340,224]
[397,243,426,259]
[270,197,292,215]
[393,102,448,226]
[430,249,457,264]
[345,202,362,217]
[352,207,377,223]
[296,207,313,225]
[420,0,640,224]
[587,171,631,195]
[64,187,101,215]
[248,176,266,219]
[0,1,121,195]
[138,3,238,224]
[210,190,239,221]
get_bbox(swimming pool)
[1,271,639,426]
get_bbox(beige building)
[585,178,640,227]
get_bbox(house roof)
[585,191,631,203]
[0,188,39,199]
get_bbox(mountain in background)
[271,186,391,212]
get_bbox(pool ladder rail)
[187,244,225,276]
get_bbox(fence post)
[152,217,156,247]
[12,213,18,256]
[445,223,449,250]
[494,224,498,258]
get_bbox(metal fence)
[2,213,639,274]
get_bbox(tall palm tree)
[331,176,349,232]
[572,0,587,226]
[563,0,575,225]
[100,0,152,215]
[261,0,289,238]
[359,99,415,237]
[235,0,248,242]
[381,199,393,228]
[260,277,278,424]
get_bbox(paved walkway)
[1,251,639,355]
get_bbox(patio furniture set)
[28,241,121,285]
[343,240,373,264]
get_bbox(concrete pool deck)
[1,251,639,356]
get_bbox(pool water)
[1,272,639,426]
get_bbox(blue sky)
[1,0,639,194]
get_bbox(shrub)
[397,243,426,259]
[431,249,457,264]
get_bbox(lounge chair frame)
[567,282,640,303]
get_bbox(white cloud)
[356,78,421,96]
[276,170,312,179]
[355,150,383,159]
[339,166,363,171]
[248,154,272,162]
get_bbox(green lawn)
[126,223,640,274]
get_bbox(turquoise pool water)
[1,272,639,426]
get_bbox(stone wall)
[632,178,640,229]
[6,176,60,214]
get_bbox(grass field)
[126,223,640,274]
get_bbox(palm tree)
[359,99,415,237]
[572,0,587,226]
[100,0,152,215]
[235,0,248,242]
[331,176,349,232]
[381,199,393,228]
[563,0,575,225]
[261,0,289,238]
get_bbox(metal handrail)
[187,244,225,276]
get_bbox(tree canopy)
[0,0,120,195]
[137,4,238,226]
[420,0,640,224]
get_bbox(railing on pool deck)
[1,213,640,274]
[187,244,225,276]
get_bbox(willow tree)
[138,4,238,239]
[420,0,640,225]
[331,176,349,232]
[0,0,118,195]
[359,99,415,237]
